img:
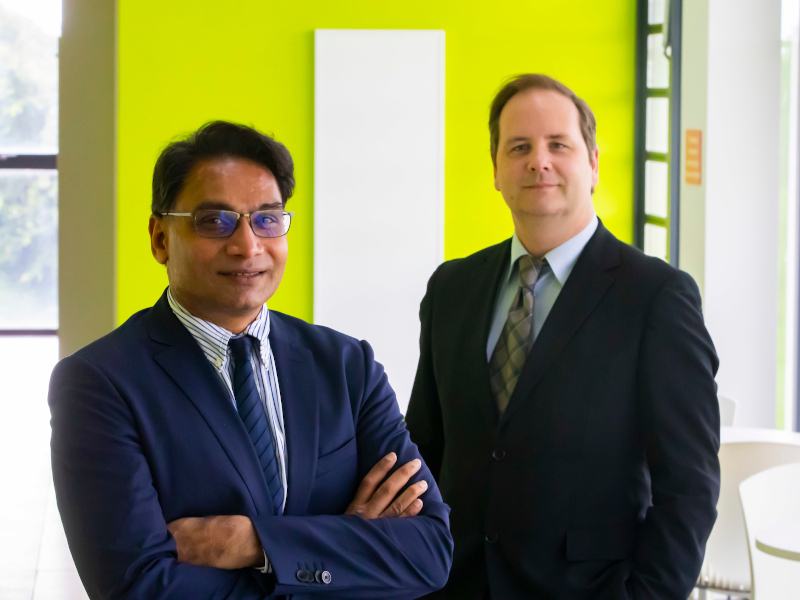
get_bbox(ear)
[590,146,599,189]
[149,215,169,265]
[493,159,500,192]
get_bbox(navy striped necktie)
[229,335,284,514]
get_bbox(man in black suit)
[406,74,720,599]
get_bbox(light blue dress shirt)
[486,215,599,360]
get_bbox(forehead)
[498,89,582,139]
[176,157,280,210]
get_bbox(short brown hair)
[489,74,597,163]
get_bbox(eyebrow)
[195,200,284,211]
[504,134,570,146]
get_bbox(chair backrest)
[719,395,736,427]
[700,428,800,591]
[739,462,800,599]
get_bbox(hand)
[167,515,263,569]
[345,452,428,519]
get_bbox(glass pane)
[645,160,669,218]
[0,0,60,153]
[644,223,668,262]
[648,0,666,25]
[646,97,670,154]
[647,33,670,88]
[0,170,58,329]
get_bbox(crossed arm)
[49,346,452,599]
[167,453,429,569]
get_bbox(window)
[635,0,681,265]
[0,0,59,331]
[0,0,68,595]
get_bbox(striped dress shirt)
[167,289,288,512]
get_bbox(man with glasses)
[406,74,720,599]
[49,121,452,599]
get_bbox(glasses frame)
[159,208,294,239]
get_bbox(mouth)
[219,270,266,280]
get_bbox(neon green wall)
[117,0,636,324]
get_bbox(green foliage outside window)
[0,4,59,329]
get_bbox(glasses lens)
[193,209,238,237]
[251,211,291,238]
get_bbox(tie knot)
[518,255,544,289]
[229,335,255,363]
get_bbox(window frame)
[634,0,682,266]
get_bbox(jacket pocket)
[565,521,635,561]
[315,436,357,477]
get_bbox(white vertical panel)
[314,29,445,412]
[680,0,781,428]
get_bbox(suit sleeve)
[405,267,445,478]
[49,356,266,599]
[630,270,720,598]
[250,339,453,599]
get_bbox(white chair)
[697,428,800,597]
[739,462,800,599]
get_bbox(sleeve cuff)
[254,549,272,574]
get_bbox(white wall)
[313,30,445,411]
[681,0,782,427]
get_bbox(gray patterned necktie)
[489,255,545,414]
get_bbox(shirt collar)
[506,213,598,286]
[167,288,271,369]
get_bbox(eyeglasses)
[159,209,293,238]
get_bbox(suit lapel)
[459,240,511,426]
[500,223,621,427]
[269,313,318,516]
[146,292,272,513]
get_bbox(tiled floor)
[0,337,88,600]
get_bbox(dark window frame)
[634,0,682,267]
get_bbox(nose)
[225,216,264,258]
[526,146,551,172]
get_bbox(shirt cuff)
[254,549,272,574]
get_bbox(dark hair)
[151,120,295,214]
[488,74,597,163]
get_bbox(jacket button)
[316,569,332,584]
[484,532,499,544]
[491,448,506,461]
[296,569,313,583]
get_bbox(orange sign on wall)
[685,129,702,185]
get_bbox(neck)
[169,289,259,335]
[513,209,594,258]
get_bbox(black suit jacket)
[406,223,720,599]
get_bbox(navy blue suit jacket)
[406,223,720,599]
[49,292,452,599]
